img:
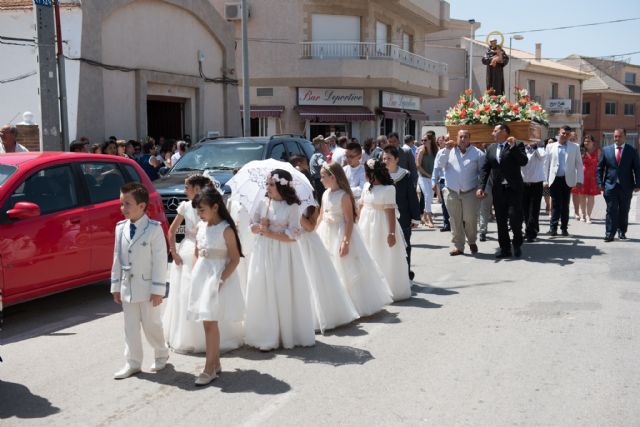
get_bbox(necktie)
[499,143,507,163]
[129,223,136,239]
[616,145,622,165]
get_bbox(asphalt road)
[2,196,639,426]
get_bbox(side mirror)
[7,202,41,220]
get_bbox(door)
[0,165,90,301]
[147,98,185,141]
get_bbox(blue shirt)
[557,143,567,177]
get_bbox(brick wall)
[16,124,40,151]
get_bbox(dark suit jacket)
[377,146,418,187]
[480,141,528,192]
[596,143,640,194]
[394,170,421,229]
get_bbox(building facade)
[0,0,240,148]
[211,0,453,140]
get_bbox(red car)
[0,152,169,308]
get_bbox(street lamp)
[508,34,524,101]
[468,19,476,93]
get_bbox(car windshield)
[174,143,265,172]
[0,164,17,187]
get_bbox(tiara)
[366,158,376,169]
[271,173,291,186]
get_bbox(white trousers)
[418,176,434,214]
[122,300,169,367]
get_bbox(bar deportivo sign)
[298,88,364,106]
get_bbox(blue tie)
[129,223,136,240]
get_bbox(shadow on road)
[393,297,443,309]
[281,341,374,366]
[521,240,603,266]
[2,282,118,345]
[411,283,459,296]
[323,323,368,337]
[0,380,60,419]
[356,309,401,325]
[412,243,448,250]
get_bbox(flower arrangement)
[445,88,549,127]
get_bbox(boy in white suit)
[111,182,169,379]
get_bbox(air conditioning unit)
[225,2,249,21]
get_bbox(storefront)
[296,88,376,140]
[378,91,428,138]
[240,105,285,136]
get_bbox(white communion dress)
[358,183,412,301]
[244,198,316,350]
[298,225,359,333]
[316,189,393,316]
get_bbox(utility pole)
[241,0,250,137]
[54,0,69,150]
[34,0,62,151]
[468,19,475,93]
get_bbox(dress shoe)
[547,228,557,236]
[604,235,614,242]
[469,244,478,254]
[114,364,141,380]
[561,229,569,237]
[195,371,218,386]
[495,250,512,259]
[150,357,169,372]
[618,232,627,240]
[449,248,464,256]
[479,233,487,242]
[440,226,451,232]
[513,246,522,258]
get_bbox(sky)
[448,0,640,65]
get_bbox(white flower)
[366,158,376,168]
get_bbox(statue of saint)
[481,39,509,95]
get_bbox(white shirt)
[436,145,485,193]
[332,146,346,166]
[0,142,29,154]
[344,164,366,199]
[521,145,546,183]
[170,151,182,166]
[431,148,446,186]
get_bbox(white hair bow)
[366,158,376,168]
[272,173,291,186]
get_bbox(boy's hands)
[150,294,163,307]
[112,292,122,304]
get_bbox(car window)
[0,164,17,187]
[174,142,265,172]
[80,162,126,204]
[270,143,287,161]
[286,141,304,157]
[123,164,141,183]
[5,165,78,215]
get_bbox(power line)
[0,71,37,84]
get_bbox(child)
[359,159,412,302]
[244,169,315,350]
[299,205,359,332]
[190,187,244,385]
[111,182,168,379]
[316,162,392,316]
[163,174,212,354]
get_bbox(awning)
[379,108,408,120]
[296,106,376,122]
[239,105,285,118]
[406,109,428,121]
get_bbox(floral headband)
[271,173,292,186]
[366,158,377,169]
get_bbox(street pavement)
[2,195,640,426]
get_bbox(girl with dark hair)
[189,186,245,385]
[359,158,412,301]
[244,169,315,350]
[316,162,392,316]
[163,174,212,355]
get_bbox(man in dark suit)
[596,128,640,241]
[477,124,528,258]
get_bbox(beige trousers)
[443,187,480,251]
[122,300,169,367]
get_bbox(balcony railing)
[300,42,448,75]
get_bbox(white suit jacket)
[544,141,584,188]
[110,215,167,303]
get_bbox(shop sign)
[381,91,421,110]
[298,88,364,106]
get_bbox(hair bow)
[272,173,291,186]
[366,158,376,169]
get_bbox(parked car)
[154,135,314,237]
[0,152,169,308]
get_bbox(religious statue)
[481,36,509,95]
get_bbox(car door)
[0,164,91,301]
[76,161,128,274]
[285,141,305,160]
[268,142,288,162]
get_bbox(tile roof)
[559,55,634,94]
[0,0,32,10]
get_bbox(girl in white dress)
[299,205,359,332]
[163,174,211,353]
[358,159,412,301]
[316,162,392,316]
[244,169,316,350]
[190,187,245,385]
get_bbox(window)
[402,32,413,52]
[269,143,287,161]
[551,83,559,99]
[376,21,390,55]
[625,72,636,85]
[256,88,274,97]
[123,164,141,183]
[381,118,394,136]
[250,117,269,137]
[568,85,576,113]
[405,119,417,138]
[527,80,536,98]
[81,162,126,204]
[568,85,575,100]
[286,141,305,158]
[582,101,591,115]
[605,102,617,115]
[12,166,78,215]
[310,14,360,58]
[624,103,636,116]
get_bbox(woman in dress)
[358,158,412,302]
[163,174,212,354]
[299,204,359,332]
[190,187,244,385]
[316,162,392,316]
[571,135,601,223]
[244,169,316,350]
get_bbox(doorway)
[147,97,185,140]
[309,122,350,139]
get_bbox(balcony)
[300,42,448,76]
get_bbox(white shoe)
[114,364,141,380]
[150,357,168,372]
[195,371,217,386]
